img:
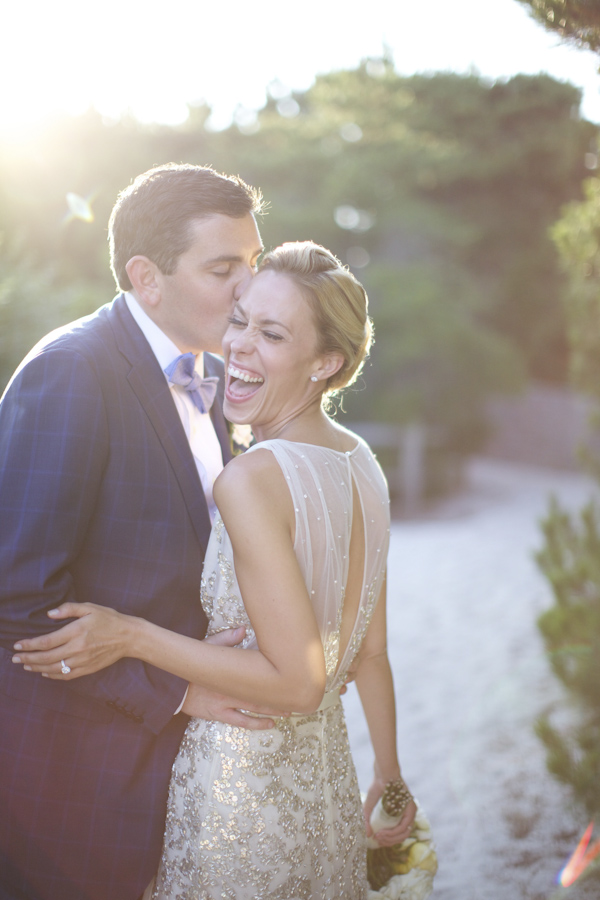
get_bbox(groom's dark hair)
[109,163,264,291]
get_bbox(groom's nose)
[232,264,256,300]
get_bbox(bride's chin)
[223,405,251,427]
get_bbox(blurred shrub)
[534,170,600,817]
[0,240,102,391]
[341,261,524,452]
[0,68,594,449]
[536,498,600,817]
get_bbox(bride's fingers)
[47,602,91,620]
[374,801,417,845]
[12,647,70,668]
[13,618,84,653]
[41,661,78,679]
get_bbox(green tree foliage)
[536,498,600,817]
[0,239,104,393]
[517,0,600,52]
[0,67,593,455]
[518,0,600,818]
[343,262,523,452]
[531,180,600,817]
[552,178,600,404]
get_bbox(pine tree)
[535,498,600,817]
[517,0,600,52]
[517,0,600,818]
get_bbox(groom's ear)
[125,256,162,309]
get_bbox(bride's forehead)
[244,271,310,316]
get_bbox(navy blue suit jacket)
[0,294,232,900]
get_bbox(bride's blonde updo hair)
[259,241,373,397]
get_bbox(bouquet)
[366,800,437,900]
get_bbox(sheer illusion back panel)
[245,439,390,691]
[335,477,366,677]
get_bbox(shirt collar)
[124,292,204,376]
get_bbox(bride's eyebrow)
[259,317,291,334]
[234,302,291,334]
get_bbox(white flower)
[365,798,437,899]
[368,867,435,900]
[229,423,253,451]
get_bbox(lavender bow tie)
[164,353,219,415]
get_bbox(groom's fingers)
[204,626,247,647]
[235,701,290,718]
[182,683,283,727]
[224,710,275,730]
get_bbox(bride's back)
[245,435,390,692]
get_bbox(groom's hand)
[181,683,283,729]
[180,625,288,728]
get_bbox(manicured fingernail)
[48,609,59,616]
[23,665,32,672]
[14,643,22,651]
[42,673,48,678]
[12,656,21,663]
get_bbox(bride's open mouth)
[225,364,265,402]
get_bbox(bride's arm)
[12,451,327,714]
[355,575,417,846]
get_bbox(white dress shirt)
[125,293,224,521]
[125,292,225,716]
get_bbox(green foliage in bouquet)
[367,838,438,892]
[535,497,600,817]
[365,802,438,896]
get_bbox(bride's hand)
[363,776,417,847]
[12,602,132,679]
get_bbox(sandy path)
[342,458,600,900]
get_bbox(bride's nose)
[229,328,253,354]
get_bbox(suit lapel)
[205,353,233,465]
[108,296,212,551]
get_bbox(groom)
[0,164,270,900]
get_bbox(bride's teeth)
[228,366,264,384]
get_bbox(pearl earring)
[310,375,318,382]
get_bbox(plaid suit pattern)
[0,296,231,900]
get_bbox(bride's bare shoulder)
[214,448,287,506]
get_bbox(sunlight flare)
[65,193,94,223]
[559,822,600,887]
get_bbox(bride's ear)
[314,353,344,383]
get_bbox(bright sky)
[3,0,600,135]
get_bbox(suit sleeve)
[0,347,188,733]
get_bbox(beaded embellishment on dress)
[152,439,390,900]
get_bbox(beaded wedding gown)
[151,438,390,900]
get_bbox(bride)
[13,242,417,899]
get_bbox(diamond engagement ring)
[60,660,71,675]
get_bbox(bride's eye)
[227,315,246,327]
[263,331,284,342]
